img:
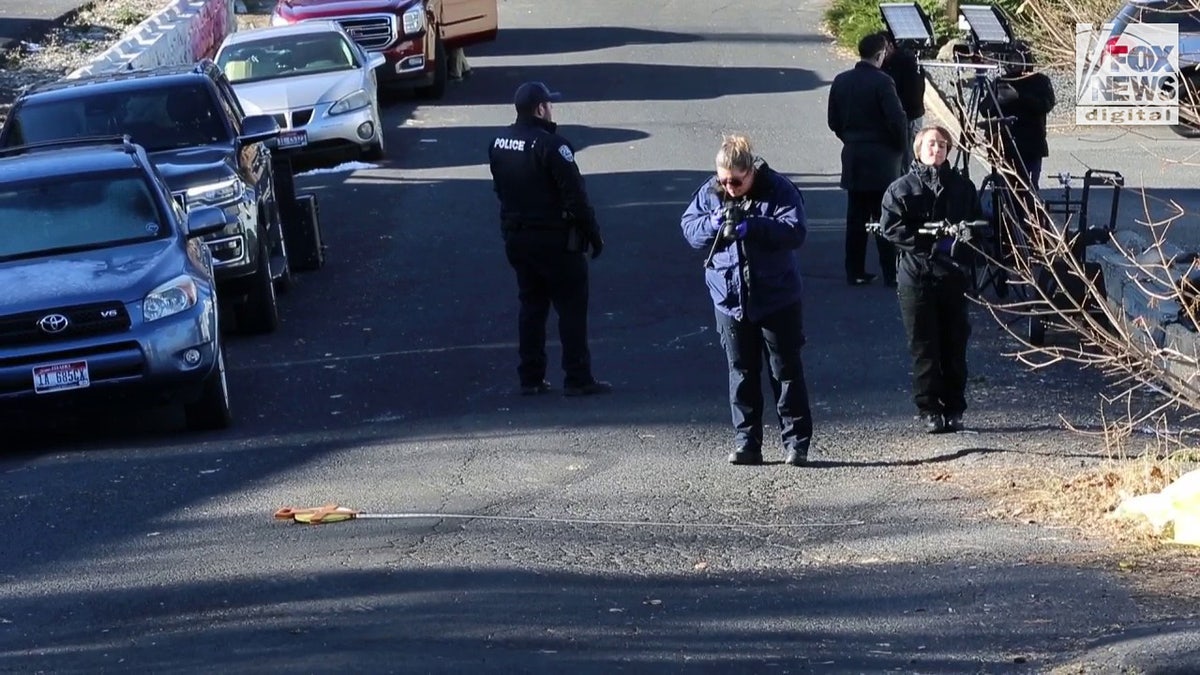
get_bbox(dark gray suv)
[0,61,313,334]
[0,136,233,431]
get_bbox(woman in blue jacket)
[680,134,813,467]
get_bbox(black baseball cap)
[514,81,562,110]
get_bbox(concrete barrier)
[66,0,236,79]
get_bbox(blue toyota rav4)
[0,136,233,431]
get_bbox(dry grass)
[976,455,1180,545]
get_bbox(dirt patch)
[928,446,1200,619]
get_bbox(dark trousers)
[714,302,813,453]
[845,190,897,282]
[897,275,971,416]
[505,231,593,388]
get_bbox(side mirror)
[186,205,227,237]
[239,114,281,145]
[368,53,386,70]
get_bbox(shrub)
[824,0,956,51]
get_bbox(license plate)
[33,360,90,394]
[278,130,308,149]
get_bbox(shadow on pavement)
[473,26,831,58]
[447,62,828,105]
[0,560,1129,673]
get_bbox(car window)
[217,32,360,83]
[212,80,243,134]
[6,83,232,152]
[1134,2,1200,32]
[0,171,170,262]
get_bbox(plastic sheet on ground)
[1110,468,1200,546]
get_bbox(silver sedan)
[216,21,387,162]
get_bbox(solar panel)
[880,3,932,43]
[959,5,1013,45]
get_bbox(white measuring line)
[309,510,868,529]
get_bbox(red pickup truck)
[269,0,498,99]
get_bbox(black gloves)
[722,201,746,228]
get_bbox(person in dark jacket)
[985,43,1055,191]
[828,31,909,287]
[881,32,926,168]
[880,125,981,434]
[680,133,813,467]
[488,81,611,397]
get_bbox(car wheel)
[416,36,447,100]
[184,341,232,431]
[235,240,280,334]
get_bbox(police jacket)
[680,163,807,322]
[827,61,908,191]
[882,48,925,121]
[879,160,981,286]
[488,114,598,236]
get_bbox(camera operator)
[488,81,611,398]
[880,32,926,168]
[879,125,981,434]
[828,32,908,287]
[679,134,813,467]
[983,42,1055,191]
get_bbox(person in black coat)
[828,31,909,287]
[984,44,1056,191]
[879,125,981,434]
[488,81,611,398]
[881,32,927,167]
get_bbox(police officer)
[488,81,611,397]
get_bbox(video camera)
[702,197,750,268]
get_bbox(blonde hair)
[716,133,755,172]
[913,125,955,157]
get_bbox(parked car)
[0,61,315,334]
[1103,0,1200,135]
[216,21,387,163]
[0,136,232,431]
[269,0,499,100]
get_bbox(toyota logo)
[37,314,69,334]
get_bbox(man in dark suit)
[881,32,926,168]
[828,32,909,287]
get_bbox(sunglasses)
[717,177,744,189]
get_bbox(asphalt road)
[1,0,1194,672]
[0,0,89,50]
